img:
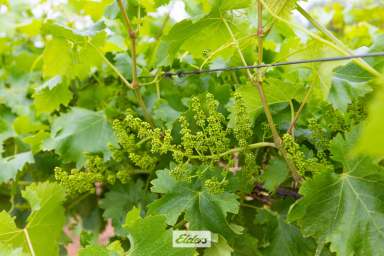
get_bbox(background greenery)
[0,0,384,255]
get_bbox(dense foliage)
[0,0,384,255]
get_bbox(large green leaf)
[0,182,65,256]
[42,38,72,78]
[236,72,305,121]
[331,35,384,83]
[124,208,194,256]
[155,17,232,66]
[276,39,342,101]
[44,108,117,166]
[255,209,315,256]
[0,152,34,183]
[148,169,239,238]
[42,23,105,79]
[328,35,384,111]
[288,129,384,255]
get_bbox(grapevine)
[0,1,383,256]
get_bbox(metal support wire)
[139,52,384,79]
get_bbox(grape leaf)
[327,77,372,112]
[33,77,72,114]
[13,116,46,135]
[42,38,72,78]
[44,107,117,166]
[79,245,110,256]
[331,35,384,83]
[124,208,195,256]
[0,182,65,256]
[78,241,125,256]
[288,128,384,255]
[42,23,105,79]
[70,0,114,20]
[261,158,289,192]
[0,75,32,115]
[204,235,233,256]
[155,17,232,66]
[148,169,239,238]
[231,234,260,256]
[0,152,34,183]
[236,73,304,121]
[327,35,384,111]
[356,87,384,157]
[254,209,316,256]
[100,180,155,236]
[276,39,342,101]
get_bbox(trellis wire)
[139,52,384,79]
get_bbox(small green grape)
[204,177,228,194]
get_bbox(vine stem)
[90,42,133,89]
[190,142,276,160]
[23,228,36,256]
[116,0,154,126]
[223,5,301,183]
[287,84,313,134]
[256,1,301,183]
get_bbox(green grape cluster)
[55,155,135,196]
[114,93,232,163]
[179,93,230,160]
[243,152,258,178]
[308,118,330,161]
[232,93,258,185]
[282,133,325,176]
[232,92,252,148]
[58,93,262,196]
[55,167,103,196]
[169,163,192,182]
[205,93,230,154]
[129,152,157,171]
[204,177,228,194]
[282,133,306,175]
[55,156,109,195]
[324,108,348,134]
[55,93,267,195]
[114,114,174,155]
[346,99,368,126]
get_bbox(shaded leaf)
[100,180,155,236]
[44,108,117,166]
[288,129,384,255]
[0,182,65,256]
[0,152,34,183]
[255,209,315,256]
[261,158,289,192]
